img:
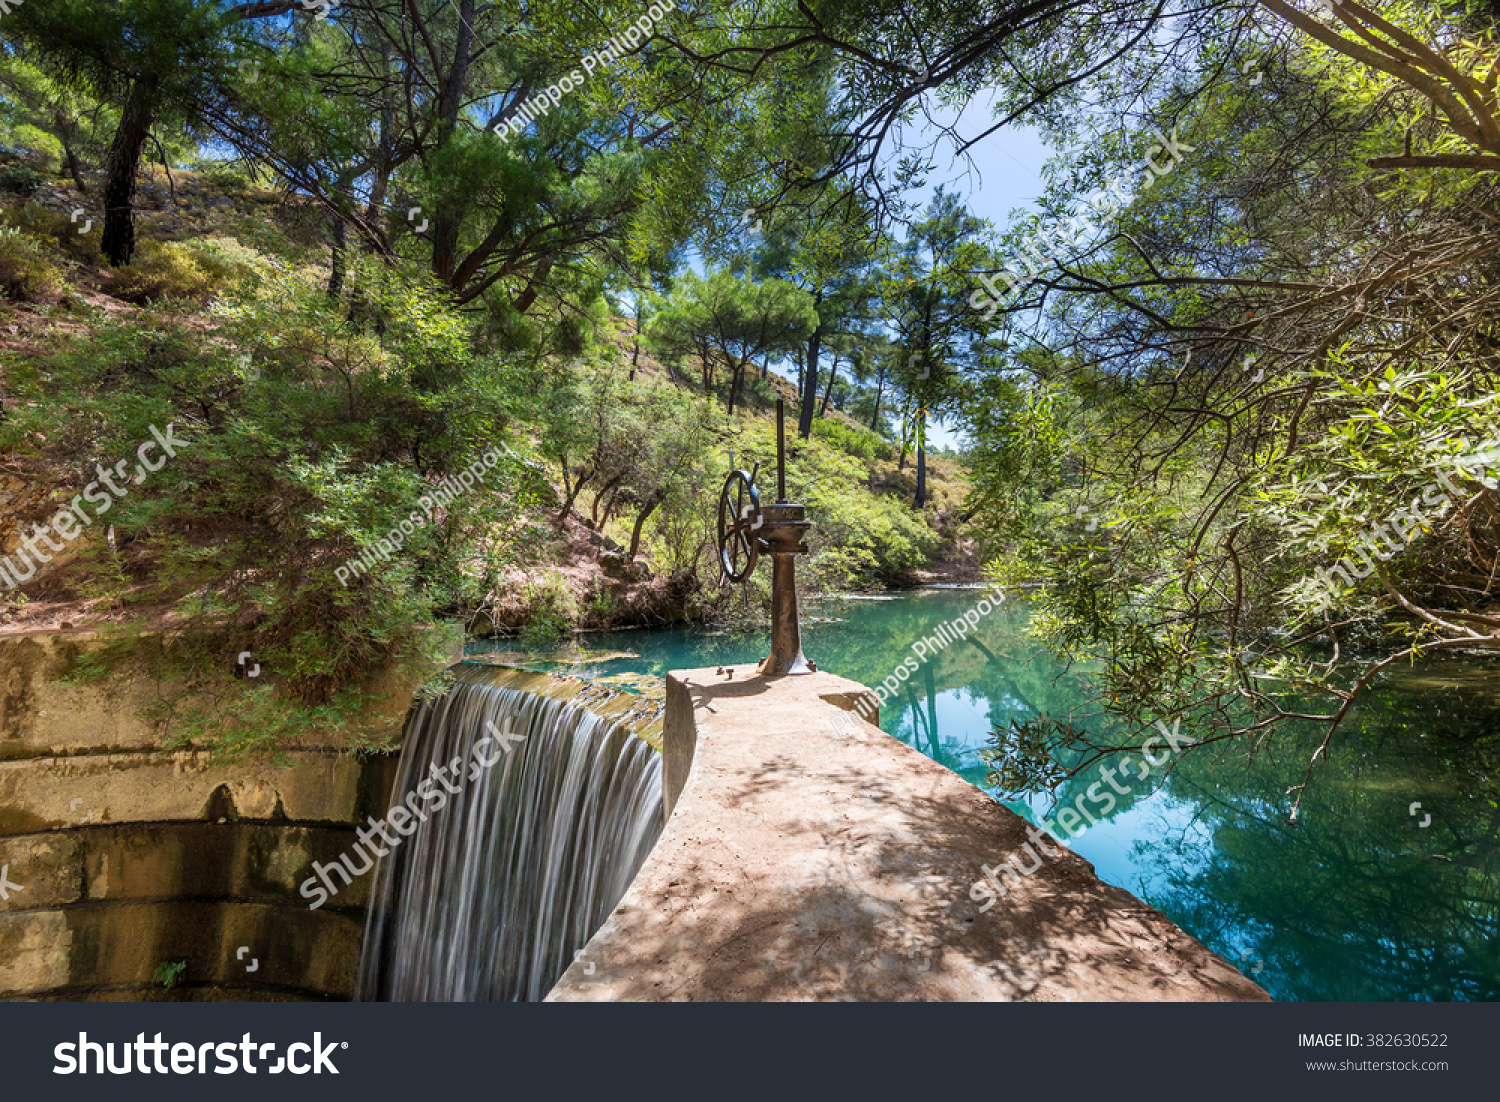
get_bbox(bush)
[0,206,99,262]
[0,164,43,196]
[106,240,256,304]
[1,256,541,760]
[812,416,893,460]
[192,160,257,194]
[517,570,576,649]
[0,227,64,301]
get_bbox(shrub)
[0,227,64,301]
[0,206,99,263]
[517,570,576,649]
[1,256,541,760]
[106,240,256,304]
[812,416,894,460]
[152,961,187,991]
[192,160,256,194]
[0,164,43,196]
[584,583,618,625]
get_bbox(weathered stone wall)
[0,631,408,1001]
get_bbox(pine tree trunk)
[327,213,346,296]
[914,410,928,507]
[819,353,840,418]
[363,46,395,252]
[797,289,823,439]
[100,80,157,267]
[432,0,475,286]
[727,359,745,415]
[630,297,646,380]
[58,127,87,192]
[513,255,553,313]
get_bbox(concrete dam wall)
[0,631,405,1000]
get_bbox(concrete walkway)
[548,664,1268,1002]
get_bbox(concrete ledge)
[0,631,420,759]
[0,751,368,835]
[548,663,1269,1002]
[454,660,665,747]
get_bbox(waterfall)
[355,672,664,1001]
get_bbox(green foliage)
[535,352,727,569]
[878,188,997,505]
[58,645,115,686]
[0,226,64,301]
[956,1,1500,802]
[517,571,575,650]
[1249,361,1500,623]
[645,269,817,411]
[585,584,618,623]
[159,671,422,764]
[0,256,534,760]
[0,163,42,195]
[0,205,100,262]
[152,960,186,991]
[0,56,118,182]
[983,713,1080,795]
[810,416,892,460]
[105,239,257,304]
[189,158,259,194]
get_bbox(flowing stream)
[355,670,663,1001]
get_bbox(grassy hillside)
[0,158,974,758]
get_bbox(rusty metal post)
[758,399,813,676]
[761,505,811,675]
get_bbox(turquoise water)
[470,588,1500,1002]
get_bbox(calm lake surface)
[471,588,1500,1001]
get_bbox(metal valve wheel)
[716,469,761,582]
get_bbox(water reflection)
[469,589,1500,1001]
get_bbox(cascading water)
[355,668,664,1001]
